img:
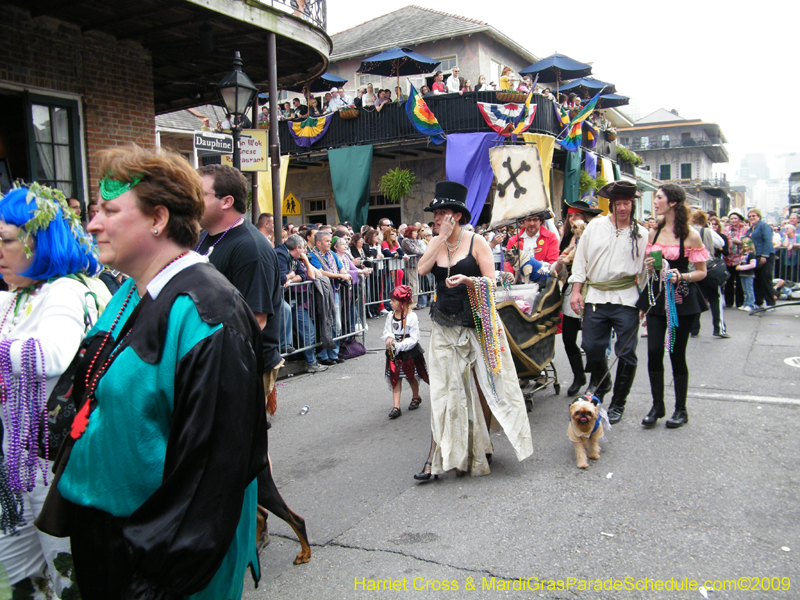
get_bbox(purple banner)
[585,151,597,179]
[445,133,501,227]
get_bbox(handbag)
[701,228,729,287]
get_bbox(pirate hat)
[565,196,602,215]
[598,180,641,201]
[424,181,471,222]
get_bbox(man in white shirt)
[327,88,347,112]
[446,68,463,94]
[569,181,648,423]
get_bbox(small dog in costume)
[567,394,610,469]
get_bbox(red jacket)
[505,227,560,272]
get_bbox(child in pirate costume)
[382,285,429,419]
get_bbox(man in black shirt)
[197,164,283,378]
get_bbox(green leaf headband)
[100,175,142,201]
[10,181,96,261]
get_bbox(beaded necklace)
[71,251,188,440]
[445,228,465,281]
[195,217,243,256]
[466,277,504,402]
[0,337,48,494]
[312,248,337,273]
[0,284,43,337]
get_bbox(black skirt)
[636,278,708,316]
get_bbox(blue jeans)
[295,304,316,365]
[741,276,756,309]
[318,290,341,360]
[280,300,292,350]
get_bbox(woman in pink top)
[636,184,708,429]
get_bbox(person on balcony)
[363,84,377,107]
[394,86,407,103]
[327,88,347,112]
[421,85,433,98]
[474,75,489,92]
[517,75,533,93]
[322,92,331,112]
[446,68,463,94]
[432,71,447,95]
[375,89,391,111]
[292,97,308,119]
[499,66,517,91]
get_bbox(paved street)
[246,303,799,600]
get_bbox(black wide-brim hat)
[565,196,603,215]
[598,180,642,201]
[424,181,471,222]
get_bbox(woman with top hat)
[412,181,533,480]
[553,196,603,396]
[0,183,101,598]
[40,146,268,600]
[636,184,708,429]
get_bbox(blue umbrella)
[519,53,592,92]
[596,93,629,109]
[558,77,616,98]
[290,72,348,94]
[358,46,440,87]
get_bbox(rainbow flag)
[288,115,332,148]
[553,103,570,136]
[558,90,602,152]
[405,84,445,144]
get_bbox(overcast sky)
[328,0,799,179]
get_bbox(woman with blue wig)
[0,183,100,597]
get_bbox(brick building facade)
[0,5,155,203]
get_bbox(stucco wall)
[284,154,446,226]
[328,32,530,98]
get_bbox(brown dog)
[568,396,603,469]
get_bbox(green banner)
[329,145,373,230]
[563,148,582,205]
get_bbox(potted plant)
[379,167,417,204]
[616,145,644,167]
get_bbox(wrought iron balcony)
[625,136,726,152]
[256,0,326,30]
[275,91,617,159]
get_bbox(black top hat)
[598,180,641,200]
[565,196,603,215]
[424,181,471,222]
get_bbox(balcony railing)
[663,176,730,189]
[626,136,725,152]
[275,91,617,159]
[256,0,326,30]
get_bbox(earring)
[153,229,159,235]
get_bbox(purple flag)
[445,133,501,227]
[585,152,597,179]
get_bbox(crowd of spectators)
[266,218,439,373]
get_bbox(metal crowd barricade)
[361,255,434,316]
[278,275,368,359]
[774,247,799,284]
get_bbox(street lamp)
[216,51,258,170]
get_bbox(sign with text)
[222,130,267,171]
[194,131,233,156]
[283,192,301,216]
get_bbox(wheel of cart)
[496,277,562,412]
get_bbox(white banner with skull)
[489,145,549,228]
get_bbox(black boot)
[642,371,665,428]
[584,358,612,402]
[666,373,689,428]
[566,353,587,397]
[607,362,636,424]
